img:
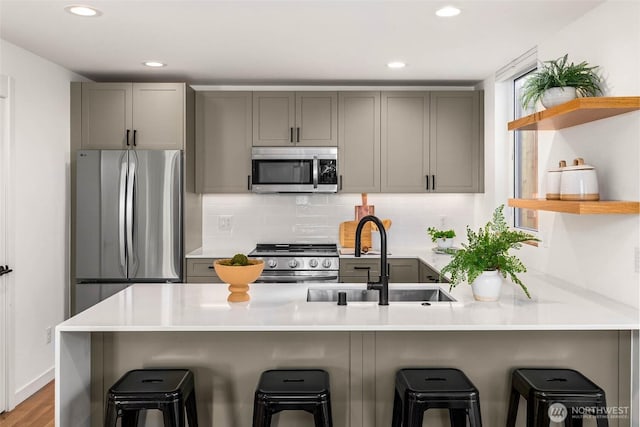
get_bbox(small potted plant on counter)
[214,254,264,303]
[440,205,538,302]
[520,53,602,109]
[427,227,456,249]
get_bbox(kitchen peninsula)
[56,254,639,427]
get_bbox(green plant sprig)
[440,205,539,298]
[520,54,602,109]
[219,253,255,266]
[427,227,456,242]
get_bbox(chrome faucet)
[354,215,389,306]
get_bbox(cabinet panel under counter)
[186,258,223,283]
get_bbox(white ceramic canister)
[560,158,599,201]
[545,160,566,200]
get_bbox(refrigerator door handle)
[118,154,128,275]
[312,156,318,189]
[126,155,137,274]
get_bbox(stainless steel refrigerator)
[75,149,182,313]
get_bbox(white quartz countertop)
[59,271,639,333]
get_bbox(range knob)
[322,259,333,268]
[267,259,278,269]
[309,259,318,268]
[288,259,299,268]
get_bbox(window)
[513,69,538,231]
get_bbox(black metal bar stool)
[104,368,198,427]
[506,368,609,427]
[252,369,333,427]
[391,368,482,427]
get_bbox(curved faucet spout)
[354,215,389,305]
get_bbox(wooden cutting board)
[355,193,375,221]
[339,221,371,249]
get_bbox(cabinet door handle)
[353,266,370,270]
[296,127,300,143]
[126,129,130,146]
[0,265,13,276]
[290,127,294,143]
[425,175,429,190]
[247,175,252,191]
[339,175,343,191]
[432,175,435,191]
[208,266,215,270]
[133,129,137,147]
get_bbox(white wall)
[486,1,640,308]
[201,193,480,254]
[0,39,86,406]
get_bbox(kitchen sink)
[306,286,458,304]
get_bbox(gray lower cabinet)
[381,90,484,193]
[195,91,252,193]
[338,91,381,193]
[388,258,419,283]
[339,258,380,283]
[81,82,185,150]
[186,258,223,283]
[339,258,419,283]
[419,261,448,283]
[253,92,337,146]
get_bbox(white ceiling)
[0,0,604,85]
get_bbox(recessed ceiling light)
[387,62,406,69]
[435,5,461,17]
[143,61,167,68]
[65,5,101,17]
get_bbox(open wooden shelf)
[508,198,640,215]
[508,96,640,131]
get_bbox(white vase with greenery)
[520,54,602,110]
[470,271,503,302]
[440,205,539,301]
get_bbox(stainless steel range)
[248,243,339,283]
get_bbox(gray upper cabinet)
[132,83,185,149]
[253,92,337,146]
[381,90,483,193]
[429,91,483,193]
[195,91,252,193]
[252,92,295,146]
[338,92,381,193]
[381,92,430,193]
[81,83,132,149]
[81,82,185,150]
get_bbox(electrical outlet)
[45,326,52,345]
[439,215,447,228]
[218,215,233,232]
[634,247,640,274]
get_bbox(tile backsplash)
[202,193,481,253]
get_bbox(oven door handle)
[312,156,318,189]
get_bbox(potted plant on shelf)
[520,54,602,109]
[427,227,456,249]
[213,254,264,303]
[440,205,538,302]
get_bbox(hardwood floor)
[0,381,54,427]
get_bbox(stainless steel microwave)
[251,147,338,193]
